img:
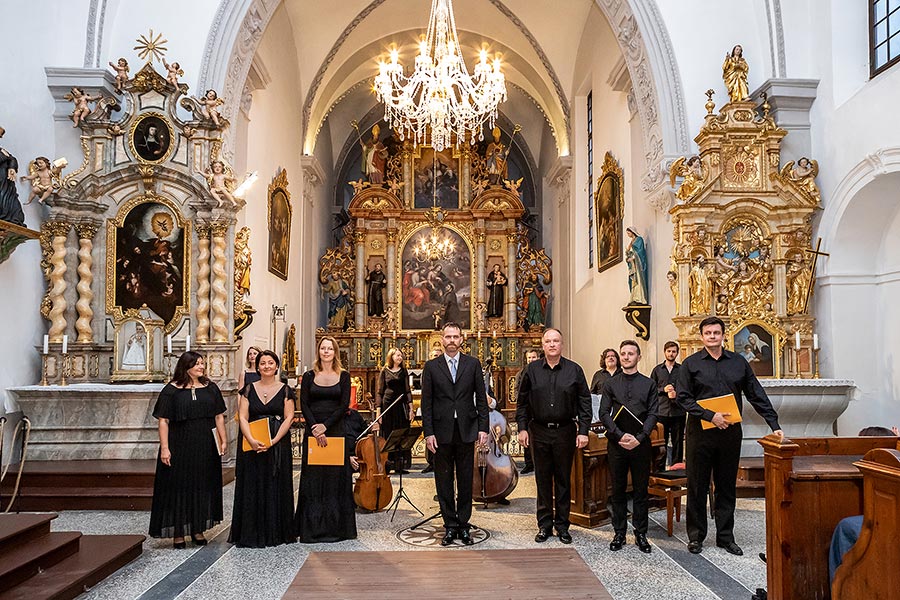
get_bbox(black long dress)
[295,370,357,543]
[149,383,226,539]
[377,367,412,471]
[228,384,296,548]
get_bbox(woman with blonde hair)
[376,347,414,474]
[295,336,357,542]
[237,346,262,391]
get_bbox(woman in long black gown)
[149,352,227,548]
[229,350,296,547]
[376,348,413,473]
[295,335,357,542]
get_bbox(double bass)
[473,360,519,504]
[353,396,393,512]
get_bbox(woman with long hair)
[376,347,413,474]
[236,346,262,391]
[229,350,296,547]
[590,348,622,394]
[149,351,227,548]
[295,336,357,542]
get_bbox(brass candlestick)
[59,354,70,386]
[813,348,820,379]
[794,347,804,379]
[40,354,49,386]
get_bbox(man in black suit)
[421,322,489,546]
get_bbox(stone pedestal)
[740,378,854,457]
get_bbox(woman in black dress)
[376,348,413,474]
[295,335,357,542]
[229,350,296,547]
[149,352,227,548]
[590,348,622,394]
[236,346,262,391]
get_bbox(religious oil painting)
[414,146,460,209]
[594,152,624,273]
[130,113,173,164]
[268,170,292,281]
[400,227,471,330]
[733,322,777,378]
[112,200,187,326]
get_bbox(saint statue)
[365,263,387,317]
[523,273,547,331]
[723,44,749,103]
[323,273,352,330]
[360,124,388,185]
[485,127,508,185]
[787,259,812,315]
[121,322,147,371]
[0,127,26,226]
[485,264,507,318]
[625,227,649,305]
[689,256,712,315]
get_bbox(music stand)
[382,425,424,521]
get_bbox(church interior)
[1,1,899,598]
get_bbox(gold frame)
[594,151,624,273]
[267,169,292,281]
[105,193,192,333]
[412,144,463,209]
[128,111,175,165]
[110,314,166,382]
[728,319,782,379]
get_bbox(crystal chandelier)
[413,206,456,262]
[374,0,507,152]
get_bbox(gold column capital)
[196,224,211,240]
[75,222,99,239]
[210,221,229,238]
[46,221,71,238]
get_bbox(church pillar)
[195,224,211,343]
[354,229,366,329]
[74,222,98,343]
[678,262,691,317]
[475,231,486,310]
[386,230,397,310]
[506,229,518,331]
[210,221,229,342]
[45,221,70,342]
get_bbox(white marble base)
[740,378,854,456]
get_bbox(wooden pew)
[831,448,900,600]
[759,435,900,600]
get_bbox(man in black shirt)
[600,340,658,553]
[677,316,783,556]
[650,340,685,467]
[514,349,541,473]
[517,328,592,544]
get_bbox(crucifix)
[802,237,830,313]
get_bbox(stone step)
[0,531,81,593]
[0,513,57,551]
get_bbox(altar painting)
[732,322,777,378]
[400,228,471,330]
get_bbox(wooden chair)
[648,470,688,536]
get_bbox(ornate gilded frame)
[728,319,782,379]
[105,193,191,333]
[412,145,463,209]
[594,151,624,273]
[128,111,175,165]
[267,169,292,281]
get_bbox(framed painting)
[413,146,461,209]
[268,169,292,281]
[129,112,174,164]
[595,151,624,273]
[731,321,780,378]
[111,313,165,382]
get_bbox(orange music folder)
[242,418,272,451]
[306,437,346,465]
[697,393,742,430]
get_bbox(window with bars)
[587,91,594,269]
[871,0,900,76]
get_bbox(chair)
[648,469,688,536]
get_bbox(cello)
[473,360,519,504]
[352,396,393,512]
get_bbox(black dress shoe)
[688,540,703,554]
[557,531,572,544]
[521,466,534,474]
[717,541,743,555]
[173,538,186,549]
[191,534,208,546]
[609,532,626,551]
[534,529,552,543]
[421,465,434,474]
[634,532,651,553]
[459,528,473,545]
[441,530,456,546]
[758,552,767,564]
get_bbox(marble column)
[475,232,486,308]
[506,230,518,331]
[386,230,397,307]
[196,225,211,342]
[354,230,366,329]
[74,223,98,343]
[210,221,229,342]
[461,149,472,207]
[45,221,70,342]
[774,262,788,317]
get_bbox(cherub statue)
[108,58,130,93]
[503,177,524,196]
[162,59,183,88]
[669,155,707,201]
[187,89,225,128]
[349,178,368,195]
[386,179,404,196]
[20,156,66,204]
[205,160,237,206]
[64,87,102,128]
[723,44,749,103]
[780,157,820,201]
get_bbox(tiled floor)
[51,468,767,599]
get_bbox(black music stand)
[382,425,424,521]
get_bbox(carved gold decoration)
[722,145,760,188]
[370,238,383,250]
[723,45,750,103]
[669,156,708,201]
[489,238,501,251]
[356,340,363,364]
[74,223,98,343]
[134,29,168,64]
[196,224,211,342]
[38,224,54,320]
[369,341,383,366]
[47,221,70,341]
[210,221,229,342]
[489,340,503,364]
[234,226,251,322]
[776,158,821,205]
[514,225,553,329]
[282,323,298,374]
[61,136,91,190]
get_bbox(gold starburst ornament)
[134,30,168,63]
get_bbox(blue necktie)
[450,357,457,383]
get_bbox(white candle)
[794,331,801,350]
[477,331,482,340]
[43,335,49,355]
[492,329,497,339]
[62,335,68,354]
[813,334,819,350]
[303,365,308,373]
[185,335,191,352]
[166,334,172,354]
[295,364,300,376]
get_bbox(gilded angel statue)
[503,177,524,195]
[723,44,749,103]
[669,155,707,201]
[780,157,820,201]
[205,160,237,206]
[20,156,67,204]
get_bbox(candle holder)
[164,352,176,379]
[813,348,820,379]
[59,354,70,387]
[794,347,804,379]
[40,354,49,386]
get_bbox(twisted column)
[46,221,70,341]
[195,225,211,342]
[74,223,98,343]
[210,222,229,342]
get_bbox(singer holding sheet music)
[599,340,658,553]
[376,348,413,474]
[676,316,783,556]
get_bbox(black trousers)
[658,414,686,465]
[607,437,652,535]
[433,421,475,531]
[685,418,742,544]
[531,421,577,533]
[522,444,534,470]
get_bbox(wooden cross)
[803,237,830,313]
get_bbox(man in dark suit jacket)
[421,322,489,546]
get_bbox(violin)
[473,362,519,504]
[353,396,393,512]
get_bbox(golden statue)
[787,259,812,315]
[669,156,707,201]
[234,226,251,296]
[689,255,712,315]
[282,323,298,374]
[780,157,820,202]
[723,44,749,103]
